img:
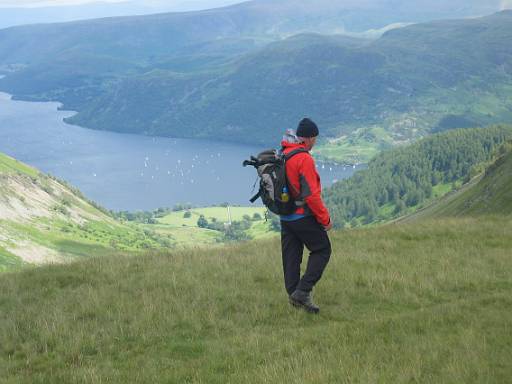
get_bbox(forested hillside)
[399,141,512,221]
[0,10,511,146]
[0,0,500,64]
[324,125,512,227]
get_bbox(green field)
[315,127,395,164]
[157,206,268,227]
[142,224,222,248]
[1,216,510,382]
[151,206,274,247]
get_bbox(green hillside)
[1,11,512,150]
[0,0,499,65]
[0,216,510,382]
[0,153,170,270]
[2,104,512,380]
[61,11,512,146]
[59,11,512,147]
[400,143,512,221]
[0,152,38,177]
[0,152,277,269]
[324,125,512,227]
[443,147,512,215]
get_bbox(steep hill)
[32,12,512,144]
[324,125,512,227]
[0,152,168,270]
[0,0,501,65]
[0,215,510,382]
[0,8,511,147]
[399,143,512,221]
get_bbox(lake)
[0,92,361,211]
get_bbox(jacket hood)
[281,129,307,151]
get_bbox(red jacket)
[281,139,331,226]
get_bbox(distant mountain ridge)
[65,12,512,144]
[0,5,511,146]
[0,0,505,71]
[0,1,243,29]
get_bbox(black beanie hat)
[296,118,319,138]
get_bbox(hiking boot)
[289,289,320,314]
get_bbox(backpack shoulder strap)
[283,148,308,161]
[282,148,308,201]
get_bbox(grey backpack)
[243,148,306,215]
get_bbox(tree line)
[323,125,512,227]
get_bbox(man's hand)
[323,222,333,231]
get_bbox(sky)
[0,0,121,6]
[0,0,508,10]
[0,0,245,29]
[0,0,238,8]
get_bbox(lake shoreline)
[0,83,370,166]
[0,91,361,211]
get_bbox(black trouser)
[280,216,332,295]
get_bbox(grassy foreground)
[1,216,511,383]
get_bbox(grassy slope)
[0,153,37,269]
[0,153,168,269]
[0,152,38,177]
[0,154,275,271]
[1,142,511,381]
[0,152,274,266]
[434,150,512,216]
[0,246,23,272]
[401,148,512,221]
[324,126,512,228]
[0,216,510,382]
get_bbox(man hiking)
[281,117,332,314]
